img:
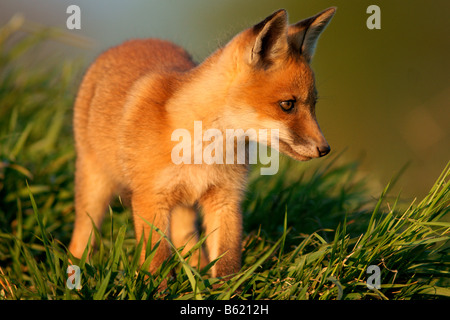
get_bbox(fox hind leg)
[69,155,114,259]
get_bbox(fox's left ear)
[289,7,336,62]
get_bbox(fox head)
[221,8,336,161]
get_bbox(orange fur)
[69,8,336,280]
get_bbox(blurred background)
[1,0,449,199]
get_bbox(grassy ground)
[0,19,449,300]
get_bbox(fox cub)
[69,8,336,279]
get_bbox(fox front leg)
[199,185,243,278]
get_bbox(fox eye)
[279,100,296,112]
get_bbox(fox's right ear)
[248,9,289,68]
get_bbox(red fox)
[69,8,336,280]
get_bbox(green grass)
[0,18,449,300]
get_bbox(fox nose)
[317,144,331,157]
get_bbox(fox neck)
[166,48,238,134]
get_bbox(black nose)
[317,145,331,157]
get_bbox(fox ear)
[249,9,289,68]
[288,7,336,62]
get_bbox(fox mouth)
[278,139,312,161]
